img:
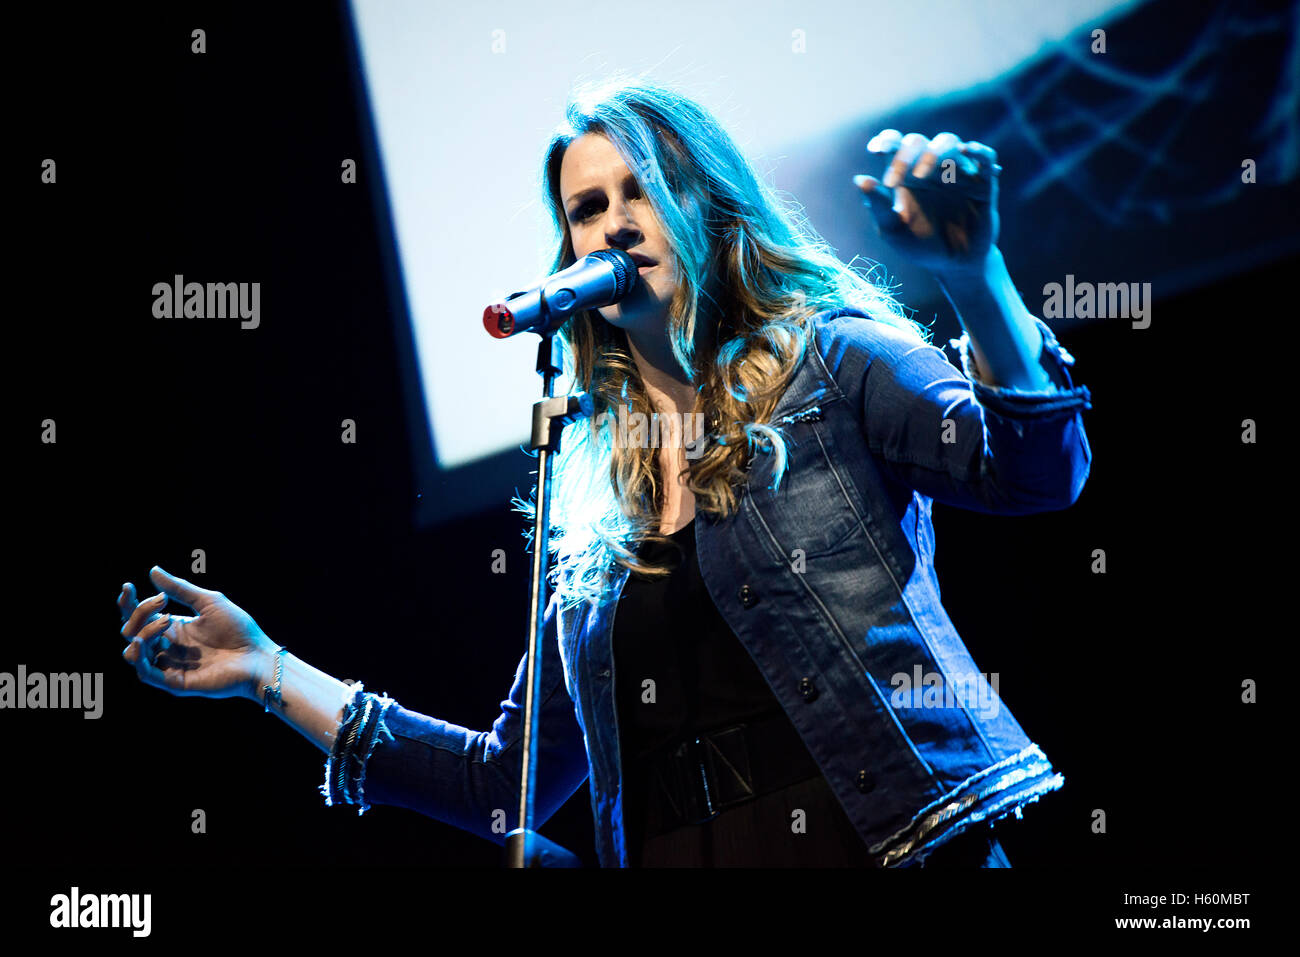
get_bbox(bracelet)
[322,683,365,808]
[262,645,288,713]
[335,695,373,804]
[320,682,398,815]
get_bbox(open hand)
[118,566,271,699]
[855,130,1001,277]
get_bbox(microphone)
[483,248,640,339]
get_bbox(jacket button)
[738,584,758,608]
[798,677,819,702]
[856,770,875,793]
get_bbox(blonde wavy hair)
[513,74,929,608]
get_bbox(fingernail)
[153,593,168,604]
[853,174,867,187]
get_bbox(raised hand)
[118,566,272,699]
[854,129,1001,277]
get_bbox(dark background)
[10,0,1283,889]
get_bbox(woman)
[118,76,1091,868]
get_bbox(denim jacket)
[320,306,1093,868]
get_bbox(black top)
[613,517,792,861]
[613,518,785,763]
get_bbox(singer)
[117,75,1091,868]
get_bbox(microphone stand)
[503,328,591,868]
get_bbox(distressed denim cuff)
[320,681,397,816]
[949,316,1092,422]
[873,743,1065,867]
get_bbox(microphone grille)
[589,248,638,299]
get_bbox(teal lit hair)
[512,73,929,607]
